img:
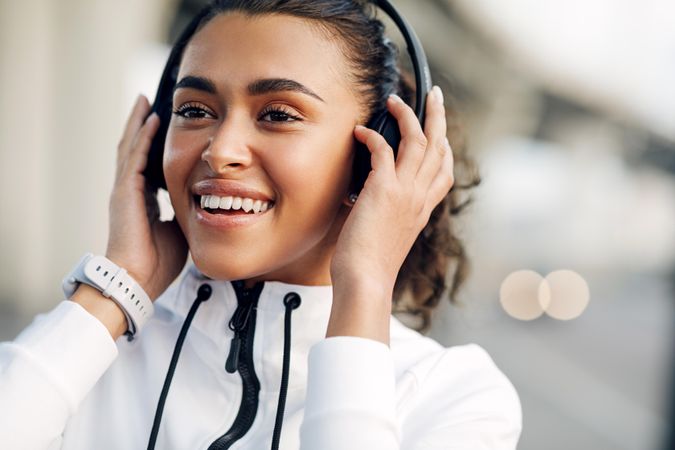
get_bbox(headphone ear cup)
[351,111,402,193]
[373,111,402,154]
[145,105,170,191]
[143,110,167,191]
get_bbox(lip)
[192,179,275,202]
[195,207,271,229]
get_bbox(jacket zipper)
[208,281,263,450]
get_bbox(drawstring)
[146,283,300,450]
[270,292,302,450]
[147,283,212,450]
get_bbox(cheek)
[163,129,206,205]
[164,129,195,179]
[268,131,354,218]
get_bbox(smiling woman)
[164,12,360,287]
[0,1,521,449]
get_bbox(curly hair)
[181,0,480,332]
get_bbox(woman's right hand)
[105,95,189,301]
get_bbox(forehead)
[179,12,351,96]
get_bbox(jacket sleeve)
[300,337,521,450]
[0,301,119,450]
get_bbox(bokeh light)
[499,270,546,320]
[500,269,591,321]
[543,269,591,320]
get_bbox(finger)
[354,125,396,175]
[386,94,427,180]
[426,137,455,208]
[416,86,448,189]
[118,95,152,161]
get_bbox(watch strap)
[62,253,153,339]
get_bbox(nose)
[201,117,253,174]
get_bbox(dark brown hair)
[189,0,480,332]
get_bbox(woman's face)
[164,12,362,285]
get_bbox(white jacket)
[0,265,521,449]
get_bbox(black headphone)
[144,0,432,193]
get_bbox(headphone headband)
[145,0,432,191]
[374,0,432,124]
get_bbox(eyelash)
[258,105,302,123]
[172,103,214,120]
[171,103,302,123]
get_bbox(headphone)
[144,0,432,193]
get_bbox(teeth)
[219,196,233,209]
[242,198,253,212]
[199,194,272,214]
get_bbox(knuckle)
[416,132,428,148]
[378,141,394,154]
[371,135,391,153]
[435,139,447,157]
[366,133,382,148]
[408,131,427,149]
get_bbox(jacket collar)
[156,264,335,375]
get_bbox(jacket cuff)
[9,300,119,411]
[302,336,399,448]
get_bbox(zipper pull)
[225,281,262,373]
[225,285,255,374]
[225,333,241,373]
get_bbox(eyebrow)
[173,75,324,102]
[248,78,324,102]
[174,75,217,94]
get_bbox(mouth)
[195,194,274,215]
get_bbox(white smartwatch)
[62,253,153,340]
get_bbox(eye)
[172,102,215,120]
[259,105,302,123]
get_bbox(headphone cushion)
[368,110,402,153]
[351,110,402,192]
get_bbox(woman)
[0,1,521,449]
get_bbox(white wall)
[0,0,173,314]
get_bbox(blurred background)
[1,0,673,448]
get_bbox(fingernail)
[433,86,444,105]
[354,124,367,132]
[388,94,404,104]
[146,112,159,124]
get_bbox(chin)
[192,255,249,281]
[190,246,276,282]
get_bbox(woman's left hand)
[328,86,455,344]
